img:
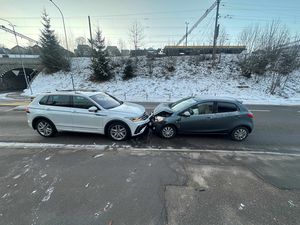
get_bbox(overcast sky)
[0,0,299,51]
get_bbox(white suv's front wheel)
[108,122,130,141]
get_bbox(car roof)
[193,96,242,104]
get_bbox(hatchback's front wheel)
[160,125,176,139]
[230,126,249,141]
[108,122,130,141]
[36,119,56,137]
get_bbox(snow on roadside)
[0,93,14,100]
[22,56,300,105]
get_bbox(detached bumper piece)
[134,123,148,134]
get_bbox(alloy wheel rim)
[110,125,127,140]
[37,121,53,136]
[234,128,247,140]
[162,126,174,138]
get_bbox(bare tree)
[129,21,145,51]
[118,38,126,51]
[238,24,262,54]
[239,20,290,54]
[237,20,300,94]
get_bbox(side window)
[217,102,238,113]
[189,102,214,115]
[46,95,71,107]
[39,96,49,105]
[72,96,95,109]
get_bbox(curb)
[0,142,299,157]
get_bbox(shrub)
[123,59,135,80]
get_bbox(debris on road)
[288,200,297,207]
[93,154,104,158]
[239,203,245,210]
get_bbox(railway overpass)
[0,57,42,92]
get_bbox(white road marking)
[0,142,299,157]
[250,109,271,112]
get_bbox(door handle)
[95,114,106,116]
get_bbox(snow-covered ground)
[0,93,13,100]
[23,56,300,105]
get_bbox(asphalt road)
[0,103,300,154]
[0,147,299,225]
[1,102,300,225]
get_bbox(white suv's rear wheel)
[108,122,130,141]
[36,119,56,137]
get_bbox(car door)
[43,95,74,131]
[213,102,240,132]
[70,95,105,133]
[178,102,217,133]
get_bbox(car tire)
[160,125,177,139]
[36,119,56,137]
[108,122,130,141]
[230,126,249,141]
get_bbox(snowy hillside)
[23,56,300,105]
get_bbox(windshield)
[170,98,197,112]
[90,93,122,109]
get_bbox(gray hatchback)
[150,97,254,141]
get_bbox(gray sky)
[0,0,299,51]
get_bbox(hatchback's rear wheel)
[108,122,130,141]
[160,125,176,139]
[231,126,249,141]
[36,119,56,137]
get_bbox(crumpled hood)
[153,103,173,116]
[108,102,145,117]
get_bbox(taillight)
[25,106,30,113]
[247,113,254,118]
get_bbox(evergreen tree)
[40,10,70,73]
[123,59,135,80]
[89,28,112,81]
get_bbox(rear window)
[39,96,49,105]
[217,102,238,113]
[41,95,72,107]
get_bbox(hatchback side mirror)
[182,111,191,117]
[88,106,98,112]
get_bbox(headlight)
[154,116,165,122]
[129,117,143,122]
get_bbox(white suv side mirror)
[88,106,98,112]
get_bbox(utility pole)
[88,16,93,49]
[212,0,220,67]
[185,22,189,46]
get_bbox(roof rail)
[55,89,99,92]
[55,89,75,92]
[74,89,99,92]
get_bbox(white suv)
[26,91,149,141]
